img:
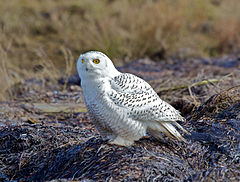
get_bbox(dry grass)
[1,0,240,100]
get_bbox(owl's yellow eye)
[93,59,100,64]
[82,59,84,63]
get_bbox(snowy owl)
[77,51,188,146]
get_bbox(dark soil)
[0,55,240,181]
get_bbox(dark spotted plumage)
[109,73,185,122]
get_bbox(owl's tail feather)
[167,121,190,135]
[147,121,188,142]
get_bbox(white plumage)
[77,51,188,146]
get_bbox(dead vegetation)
[0,83,239,181]
[1,0,240,100]
[0,53,240,181]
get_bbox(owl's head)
[77,51,120,81]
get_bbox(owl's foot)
[109,136,134,147]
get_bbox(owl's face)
[77,51,119,81]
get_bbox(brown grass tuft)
[1,0,240,100]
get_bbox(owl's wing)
[110,73,156,94]
[109,73,184,122]
[109,73,188,141]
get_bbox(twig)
[155,76,232,93]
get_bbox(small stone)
[70,85,82,92]
[46,92,54,97]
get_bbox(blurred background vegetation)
[0,0,240,100]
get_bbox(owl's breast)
[82,80,115,124]
[82,79,146,139]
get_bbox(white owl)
[77,51,188,146]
